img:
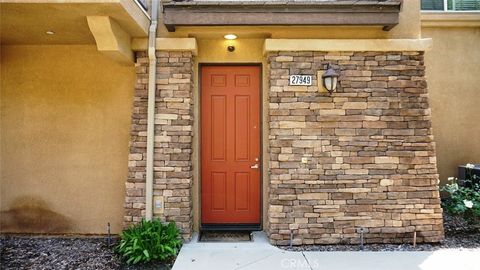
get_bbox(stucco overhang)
[263,38,433,53]
[131,37,198,54]
[0,0,149,45]
[421,12,480,27]
[162,0,402,32]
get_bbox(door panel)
[234,172,250,211]
[234,95,250,161]
[211,172,227,211]
[201,66,261,224]
[211,96,226,161]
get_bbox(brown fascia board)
[162,1,402,32]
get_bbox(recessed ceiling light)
[224,34,237,40]
[46,31,55,35]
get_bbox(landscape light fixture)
[224,34,237,40]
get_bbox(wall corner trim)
[131,38,198,55]
[263,39,433,54]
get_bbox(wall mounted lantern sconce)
[322,63,339,94]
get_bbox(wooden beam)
[164,12,399,30]
[383,25,396,31]
[87,16,134,65]
[162,2,401,32]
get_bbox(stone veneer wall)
[267,51,444,245]
[124,51,194,239]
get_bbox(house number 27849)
[289,75,312,86]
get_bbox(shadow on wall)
[0,196,72,233]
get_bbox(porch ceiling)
[0,0,149,45]
[162,0,402,32]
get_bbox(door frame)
[198,63,263,231]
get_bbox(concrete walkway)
[172,232,480,270]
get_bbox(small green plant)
[115,219,182,265]
[441,164,480,223]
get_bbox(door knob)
[250,163,259,169]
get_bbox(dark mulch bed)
[282,212,480,252]
[0,236,173,270]
[1,213,478,269]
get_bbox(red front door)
[201,66,261,224]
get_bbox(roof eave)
[162,0,402,32]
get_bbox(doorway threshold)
[201,224,261,231]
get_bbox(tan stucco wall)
[422,26,480,185]
[0,1,439,235]
[0,45,135,234]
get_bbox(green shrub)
[441,166,480,223]
[115,219,182,265]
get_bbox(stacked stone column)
[124,49,444,245]
[267,51,444,245]
[124,51,194,240]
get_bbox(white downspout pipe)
[146,0,159,221]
